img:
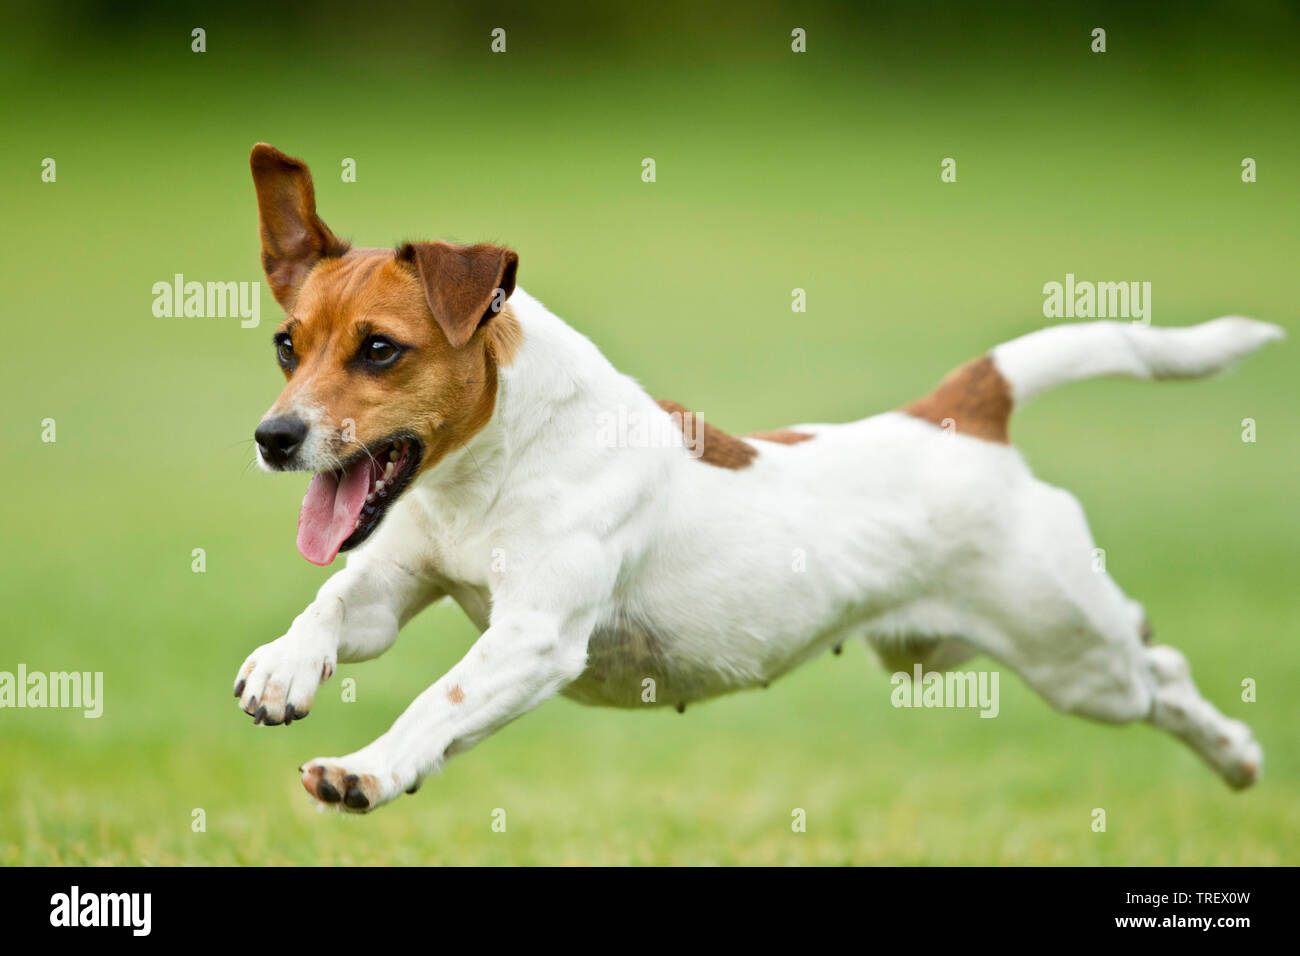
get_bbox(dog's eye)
[275,334,294,367]
[363,336,400,367]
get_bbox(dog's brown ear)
[397,241,519,348]
[250,143,348,310]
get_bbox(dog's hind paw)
[1198,713,1263,790]
[1220,731,1263,791]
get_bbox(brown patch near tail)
[748,429,814,445]
[901,354,1013,444]
[447,685,465,704]
[656,399,758,469]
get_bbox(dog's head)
[249,144,520,566]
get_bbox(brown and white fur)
[235,144,1279,812]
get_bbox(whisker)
[359,443,381,471]
[465,445,487,485]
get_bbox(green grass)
[1,9,1298,864]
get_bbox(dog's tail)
[991,317,1283,406]
[902,317,1282,443]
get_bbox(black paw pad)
[317,779,342,803]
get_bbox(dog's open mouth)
[296,436,423,566]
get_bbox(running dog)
[236,143,1278,812]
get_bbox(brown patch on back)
[747,429,814,445]
[656,399,758,469]
[901,354,1013,444]
[655,400,816,468]
[655,401,818,469]
[447,685,465,704]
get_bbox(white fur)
[991,316,1284,404]
[237,295,1279,809]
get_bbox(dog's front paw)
[299,756,413,813]
[234,635,336,726]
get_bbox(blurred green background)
[1,1,1297,864]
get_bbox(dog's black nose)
[255,416,308,467]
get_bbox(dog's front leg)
[299,603,597,812]
[234,555,443,725]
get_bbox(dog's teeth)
[375,479,386,493]
[389,448,400,461]
[366,493,375,503]
[384,462,395,479]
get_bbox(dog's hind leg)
[1143,644,1261,789]
[976,479,1262,788]
[999,624,1261,789]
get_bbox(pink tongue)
[296,460,372,566]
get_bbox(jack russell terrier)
[236,143,1279,813]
